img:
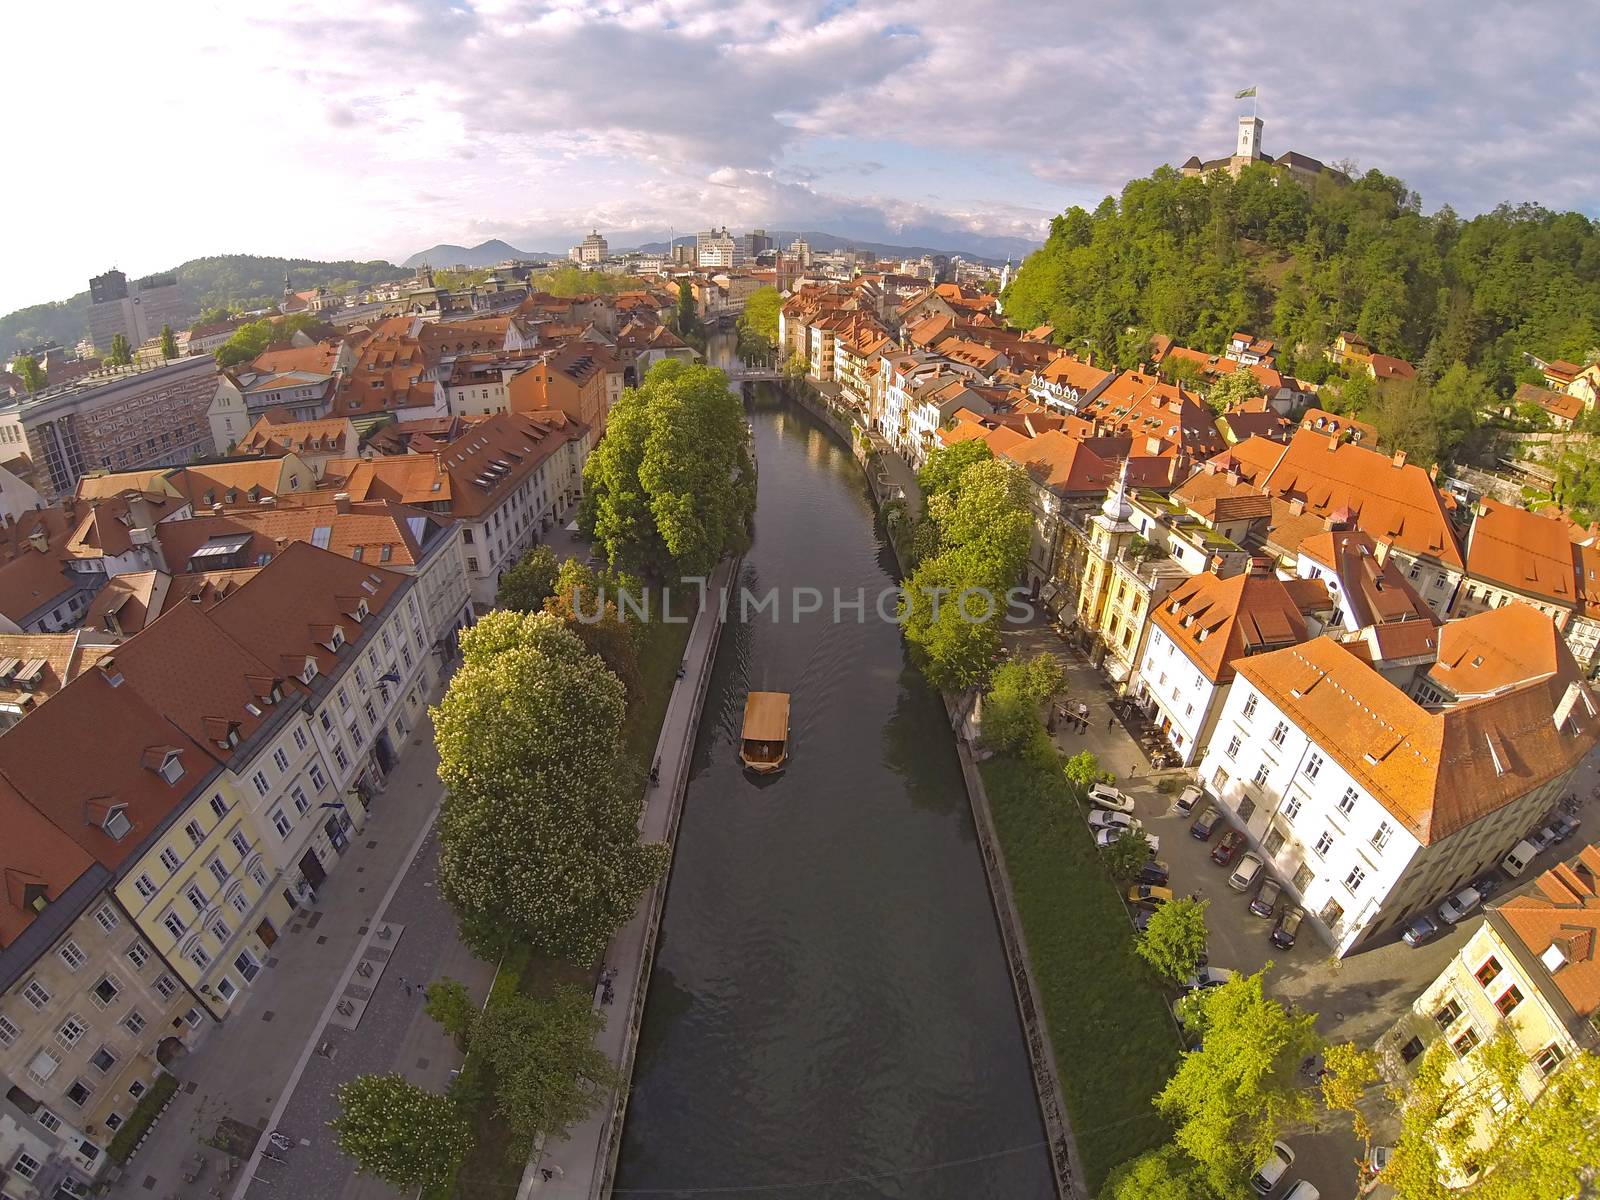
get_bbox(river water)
[613,368,1053,1198]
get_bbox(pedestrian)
[1108,714,1115,730]
[397,974,412,996]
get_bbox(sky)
[5,0,1599,315]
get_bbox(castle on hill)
[1180,116,1345,184]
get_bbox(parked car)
[1228,852,1264,892]
[1131,906,1155,934]
[1526,826,1555,853]
[1190,805,1223,840]
[1469,871,1504,900]
[1250,878,1283,919]
[1281,1183,1320,1200]
[1138,859,1171,887]
[1210,829,1245,866]
[1500,838,1540,877]
[1179,965,1236,993]
[1359,1146,1394,1194]
[1250,1140,1295,1195]
[1271,906,1305,950]
[1401,913,1442,947]
[1088,810,1138,832]
[1127,884,1174,908]
[1096,826,1161,854]
[1438,885,1484,925]
[1087,782,1135,814]
[1549,813,1582,842]
[1175,784,1204,816]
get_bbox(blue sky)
[4,0,1598,314]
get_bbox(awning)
[1104,658,1131,683]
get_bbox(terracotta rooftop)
[1299,529,1436,628]
[1154,566,1315,683]
[1466,499,1581,606]
[1494,843,1600,1019]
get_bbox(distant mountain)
[628,228,1040,267]
[1,255,403,356]
[401,239,568,269]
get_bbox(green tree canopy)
[1136,897,1209,982]
[159,323,178,360]
[916,438,992,498]
[581,360,756,578]
[424,977,478,1049]
[12,355,45,392]
[106,333,132,366]
[1155,969,1320,1193]
[474,985,620,1140]
[737,285,781,356]
[432,610,666,960]
[979,652,1063,754]
[1099,1144,1213,1200]
[496,544,561,612]
[329,1073,470,1191]
[543,556,642,704]
[213,311,324,367]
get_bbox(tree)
[543,557,641,704]
[1318,1041,1378,1157]
[1204,366,1261,413]
[978,653,1062,754]
[106,333,132,366]
[673,280,697,337]
[1099,1144,1213,1200]
[582,360,756,578]
[424,977,479,1049]
[474,985,620,1140]
[159,323,178,360]
[497,544,561,612]
[189,306,232,333]
[1155,970,1320,1193]
[1063,750,1105,789]
[916,439,991,498]
[12,355,45,392]
[737,286,781,359]
[432,611,666,960]
[1103,829,1153,880]
[329,1074,470,1191]
[1136,897,1209,982]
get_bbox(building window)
[1494,985,1524,1016]
[23,980,51,1009]
[252,771,270,797]
[1303,753,1323,780]
[58,940,88,971]
[12,1153,41,1180]
[0,1014,20,1045]
[1475,957,1502,987]
[250,864,269,888]
[235,951,261,981]
[1313,831,1334,858]
[1225,735,1241,759]
[1270,721,1287,747]
[184,819,205,847]
[1371,821,1392,851]
[126,941,149,969]
[135,872,157,899]
[1343,866,1366,894]
[57,1014,87,1047]
[231,831,251,857]
[217,978,237,1001]
[1337,788,1358,817]
[91,976,120,1006]
[160,848,182,872]
[1282,797,1302,823]
[210,794,229,818]
[272,809,292,838]
[1452,1026,1481,1057]
[1251,763,1270,788]
[186,886,207,915]
[36,1109,61,1132]
[291,786,310,815]
[89,1045,118,1073]
[94,905,120,934]
[309,763,327,791]
[293,728,309,752]
[65,1079,92,1107]
[229,890,249,915]
[1536,1044,1568,1076]
[155,974,177,1000]
[273,748,290,773]
[467,556,480,572]
[188,945,211,970]
[208,857,229,886]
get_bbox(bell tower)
[1237,116,1264,161]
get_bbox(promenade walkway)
[522,557,736,1199]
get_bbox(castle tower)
[1237,116,1263,161]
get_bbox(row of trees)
[214,311,326,366]
[736,285,782,361]
[903,440,1033,691]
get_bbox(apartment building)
[1380,845,1600,1187]
[1197,602,1599,955]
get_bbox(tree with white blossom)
[329,1073,469,1191]
[432,610,666,960]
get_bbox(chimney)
[335,492,351,514]
[212,502,224,515]
[258,495,277,509]
[1374,539,1392,565]
[1428,463,1439,481]
[1210,555,1225,576]
[1289,497,1305,516]
[1392,449,1408,468]
[1326,433,1339,452]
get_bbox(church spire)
[1102,455,1133,523]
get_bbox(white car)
[1438,885,1484,925]
[1087,810,1139,832]
[1250,1140,1295,1195]
[1096,826,1160,855]
[1175,784,1204,816]
[1179,965,1235,993]
[1087,783,1135,814]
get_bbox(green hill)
[1,255,404,354]
[1003,163,1600,390]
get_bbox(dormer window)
[158,753,183,785]
[330,628,345,651]
[101,804,131,841]
[356,599,369,622]
[302,657,319,684]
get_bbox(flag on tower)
[1236,86,1257,99]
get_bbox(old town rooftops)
[1494,844,1600,1019]
[1154,564,1317,683]
[1234,604,1599,844]
[1466,499,1586,607]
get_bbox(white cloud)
[1,0,1595,315]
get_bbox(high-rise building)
[696,226,737,269]
[744,228,773,259]
[788,237,812,268]
[86,269,186,352]
[570,230,609,264]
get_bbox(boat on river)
[739,691,790,773]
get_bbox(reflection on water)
[616,393,1051,1199]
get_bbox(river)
[613,356,1053,1198]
